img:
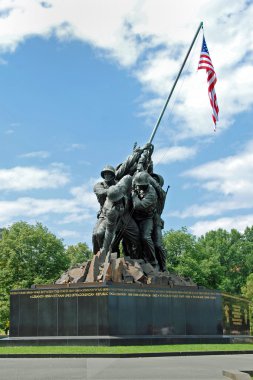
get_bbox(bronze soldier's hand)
[142,142,154,151]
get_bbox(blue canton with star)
[202,37,210,54]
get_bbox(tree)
[197,228,253,294]
[162,227,253,294]
[65,242,92,267]
[0,221,69,290]
[0,221,70,328]
[163,227,196,271]
[177,246,223,289]
[241,273,253,335]
[0,296,9,332]
[162,227,224,288]
[242,273,253,302]
[196,229,240,292]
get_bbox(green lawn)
[0,343,253,355]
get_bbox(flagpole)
[148,21,203,144]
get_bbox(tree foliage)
[0,221,95,329]
[0,222,70,329]
[242,273,253,302]
[0,222,69,291]
[163,227,196,270]
[163,227,253,295]
[1,221,253,330]
[65,242,92,267]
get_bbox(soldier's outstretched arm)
[115,150,142,180]
[94,182,107,197]
[93,182,109,206]
[115,143,154,180]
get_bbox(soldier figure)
[92,165,116,254]
[93,165,116,210]
[92,143,168,272]
[132,171,158,267]
[92,144,153,256]
[94,175,140,263]
[150,173,168,271]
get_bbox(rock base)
[55,252,196,288]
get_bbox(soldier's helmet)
[151,173,164,187]
[107,185,123,202]
[134,171,149,186]
[101,165,115,179]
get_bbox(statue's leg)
[138,218,158,266]
[153,224,167,271]
[95,219,106,249]
[92,219,103,254]
[121,215,141,259]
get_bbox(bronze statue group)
[92,143,168,272]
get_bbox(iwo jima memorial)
[9,23,252,345]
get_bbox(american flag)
[198,35,219,130]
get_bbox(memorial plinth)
[9,283,252,345]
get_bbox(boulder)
[124,259,144,283]
[85,253,101,282]
[55,272,70,284]
[111,258,124,282]
[55,254,197,288]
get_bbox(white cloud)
[190,214,253,237]
[0,0,252,138]
[175,140,253,219]
[0,181,97,225]
[185,141,253,196]
[130,1,253,137]
[153,146,197,165]
[0,0,140,65]
[131,1,253,138]
[59,213,93,225]
[0,166,69,191]
[135,51,180,95]
[19,151,50,159]
[0,197,76,223]
[58,229,80,239]
[70,184,97,209]
[172,199,249,219]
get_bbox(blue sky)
[0,0,253,248]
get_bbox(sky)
[0,0,253,248]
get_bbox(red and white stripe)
[198,45,219,130]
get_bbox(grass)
[0,343,252,355]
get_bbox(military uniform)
[93,165,116,210]
[132,172,158,266]
[95,175,140,260]
[92,165,116,254]
[150,174,167,271]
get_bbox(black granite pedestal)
[8,283,252,345]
